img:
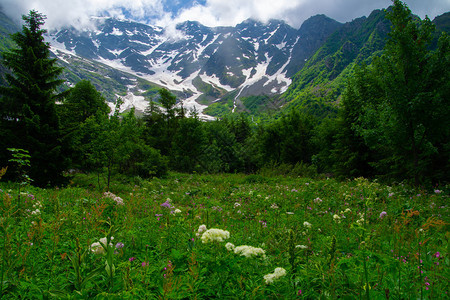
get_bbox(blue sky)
[1,0,449,30]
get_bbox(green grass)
[0,173,448,298]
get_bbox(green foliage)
[0,10,68,187]
[1,174,448,298]
[343,0,450,185]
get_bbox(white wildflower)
[225,242,235,251]
[333,214,341,223]
[201,228,230,243]
[270,203,279,209]
[264,267,287,284]
[90,236,114,255]
[296,245,308,249]
[234,245,266,258]
[303,221,312,228]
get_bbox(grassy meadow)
[0,172,448,299]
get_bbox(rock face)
[46,15,342,113]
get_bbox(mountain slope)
[281,9,450,118]
[280,9,390,117]
[45,16,341,117]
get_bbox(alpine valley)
[1,7,449,119]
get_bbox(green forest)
[0,1,448,298]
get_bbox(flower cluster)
[28,199,43,216]
[103,192,124,205]
[90,236,114,255]
[264,267,287,284]
[201,228,230,243]
[196,224,207,237]
[303,221,312,229]
[225,242,235,251]
[160,198,173,208]
[171,208,182,214]
[379,211,387,219]
[234,245,266,258]
[333,214,341,223]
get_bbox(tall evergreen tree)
[0,10,67,186]
[343,0,449,184]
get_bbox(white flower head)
[198,224,207,233]
[225,242,235,251]
[296,245,308,249]
[201,228,230,243]
[264,267,287,284]
[303,221,312,228]
[234,245,266,258]
[91,236,114,255]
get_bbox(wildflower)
[313,197,322,203]
[160,200,172,208]
[129,257,136,262]
[434,252,440,258]
[434,189,441,194]
[356,218,365,226]
[115,242,124,249]
[103,191,124,205]
[234,202,241,208]
[303,221,312,228]
[270,203,279,209]
[333,214,341,223]
[388,193,394,197]
[201,228,230,243]
[172,208,182,214]
[234,245,266,258]
[264,267,287,284]
[142,261,149,267]
[344,208,351,213]
[296,245,308,249]
[198,224,207,233]
[31,209,40,215]
[90,237,114,255]
[379,211,387,219]
[286,212,294,215]
[225,242,235,251]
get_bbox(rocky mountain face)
[45,15,342,116]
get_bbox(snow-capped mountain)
[46,15,341,117]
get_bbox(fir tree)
[0,10,67,186]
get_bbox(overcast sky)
[1,0,449,30]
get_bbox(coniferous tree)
[0,10,67,186]
[341,0,449,184]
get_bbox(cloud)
[171,0,450,28]
[0,0,168,30]
[1,0,449,31]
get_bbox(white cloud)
[1,0,449,31]
[0,0,168,30]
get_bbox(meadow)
[0,172,448,299]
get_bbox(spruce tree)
[0,10,67,186]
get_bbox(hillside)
[1,8,448,119]
[280,9,450,118]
